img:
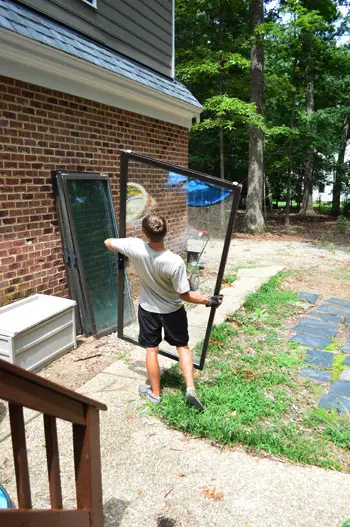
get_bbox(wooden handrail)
[0,358,107,411]
[0,358,107,527]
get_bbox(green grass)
[223,264,261,284]
[303,409,350,449]
[222,272,238,285]
[335,274,350,281]
[276,201,298,208]
[332,354,348,381]
[153,273,350,471]
[274,201,345,215]
[232,263,258,271]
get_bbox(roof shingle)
[0,0,201,109]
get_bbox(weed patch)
[222,272,238,285]
[335,274,350,281]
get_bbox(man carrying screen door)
[104,214,223,411]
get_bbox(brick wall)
[125,164,189,253]
[0,76,189,307]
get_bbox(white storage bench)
[0,294,77,372]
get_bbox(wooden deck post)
[0,358,107,527]
[73,406,104,527]
[44,414,63,509]
[9,403,32,509]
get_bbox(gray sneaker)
[139,385,161,405]
[186,389,204,411]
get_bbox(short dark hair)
[142,214,167,242]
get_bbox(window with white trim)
[80,0,97,7]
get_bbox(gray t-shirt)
[110,238,190,314]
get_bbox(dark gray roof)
[0,0,201,109]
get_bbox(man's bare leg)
[177,345,195,389]
[177,345,204,410]
[145,346,161,397]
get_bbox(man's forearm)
[179,291,209,305]
[104,239,118,252]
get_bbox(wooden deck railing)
[0,358,107,527]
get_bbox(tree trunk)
[332,114,350,216]
[285,92,296,227]
[220,127,225,179]
[243,0,266,233]
[265,175,273,213]
[219,75,225,181]
[218,3,225,182]
[219,126,225,224]
[299,77,315,216]
[218,11,225,223]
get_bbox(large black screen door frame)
[117,150,242,370]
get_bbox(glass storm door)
[53,171,135,337]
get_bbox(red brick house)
[0,0,201,313]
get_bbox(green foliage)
[177,52,250,83]
[303,409,350,449]
[332,354,348,380]
[195,95,263,130]
[244,272,298,315]
[335,274,350,281]
[337,215,348,234]
[175,0,350,202]
[223,271,238,284]
[154,273,349,470]
[328,242,336,254]
[175,0,251,179]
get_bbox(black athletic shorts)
[138,305,189,348]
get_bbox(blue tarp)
[167,172,232,207]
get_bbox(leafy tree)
[263,0,349,218]
[175,0,349,228]
[175,0,253,181]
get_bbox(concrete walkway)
[1,265,350,527]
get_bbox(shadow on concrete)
[127,359,148,377]
[104,497,129,527]
[0,402,7,424]
[157,517,177,527]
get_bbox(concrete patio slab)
[304,350,334,368]
[329,381,350,397]
[299,292,319,304]
[315,305,350,317]
[319,393,350,413]
[343,343,350,354]
[291,325,336,339]
[294,319,338,331]
[324,298,350,310]
[291,334,332,350]
[339,369,350,382]
[305,312,342,324]
[299,369,332,383]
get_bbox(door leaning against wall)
[52,171,135,338]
